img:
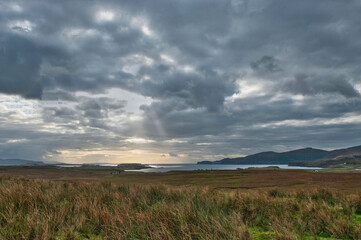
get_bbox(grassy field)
[1,167,361,239]
[2,166,361,192]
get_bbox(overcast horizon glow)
[1,0,361,164]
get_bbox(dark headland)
[198,145,361,167]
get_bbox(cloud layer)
[0,0,361,163]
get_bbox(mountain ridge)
[197,145,361,165]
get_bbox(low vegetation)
[0,176,361,239]
[290,157,361,169]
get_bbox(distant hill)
[0,159,44,166]
[289,156,361,168]
[197,145,361,165]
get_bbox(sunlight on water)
[125,164,321,173]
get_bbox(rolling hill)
[197,145,361,165]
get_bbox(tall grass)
[0,176,360,239]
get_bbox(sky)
[1,0,361,164]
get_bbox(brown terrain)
[1,166,361,193]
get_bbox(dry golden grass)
[0,175,361,239]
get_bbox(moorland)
[1,166,361,239]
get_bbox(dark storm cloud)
[1,0,361,162]
[251,56,281,74]
[76,97,126,120]
[283,74,360,98]
[1,0,240,111]
[0,32,42,98]
[139,68,236,112]
[42,90,77,101]
[2,0,360,105]
[137,94,360,141]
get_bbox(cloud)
[42,90,77,101]
[169,152,178,157]
[251,56,281,74]
[1,0,361,162]
[284,74,360,98]
[139,68,236,112]
[0,32,42,98]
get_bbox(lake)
[125,164,321,173]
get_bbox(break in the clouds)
[1,0,361,163]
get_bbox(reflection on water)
[56,163,118,168]
[125,164,321,173]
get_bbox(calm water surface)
[125,164,321,173]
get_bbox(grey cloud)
[2,0,239,112]
[169,152,178,157]
[137,93,361,141]
[42,90,77,101]
[42,96,127,132]
[76,97,126,113]
[1,0,361,162]
[0,33,42,98]
[284,74,360,98]
[139,68,236,112]
[251,56,281,74]
[0,30,70,99]
[0,122,127,160]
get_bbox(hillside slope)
[198,145,361,165]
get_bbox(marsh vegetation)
[0,175,361,239]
